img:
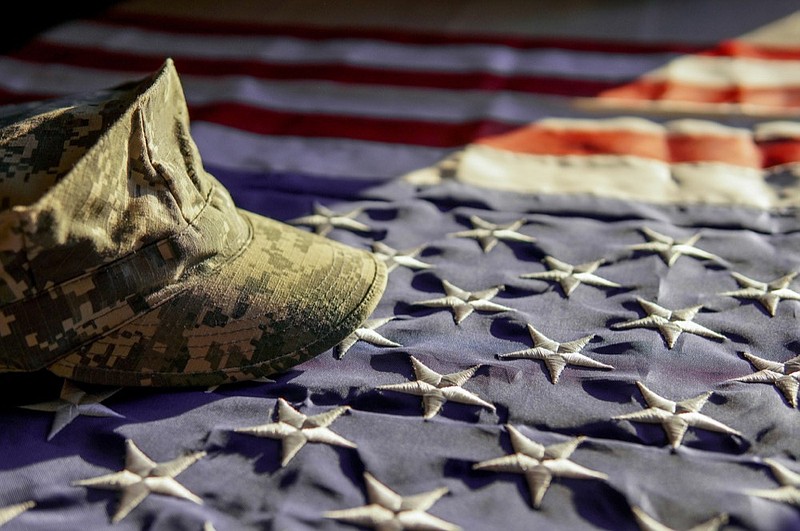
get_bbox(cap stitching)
[4,182,250,372]
[53,252,386,378]
[117,238,351,341]
[50,211,257,371]
[0,181,216,311]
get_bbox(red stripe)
[478,128,669,159]
[9,41,620,97]
[190,102,517,147]
[97,9,709,55]
[0,87,53,106]
[758,139,800,167]
[600,80,800,108]
[667,135,761,168]
[476,125,800,168]
[702,39,800,61]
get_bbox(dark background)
[2,2,121,54]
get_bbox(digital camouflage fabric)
[0,59,387,387]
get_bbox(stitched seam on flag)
[53,251,386,375]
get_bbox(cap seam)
[52,252,386,379]
[137,102,193,226]
[2,182,250,373]
[48,211,257,372]
[0,180,217,312]
[85,246,363,340]
[51,212,256,353]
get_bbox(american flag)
[2,1,800,529]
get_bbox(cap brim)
[47,210,387,387]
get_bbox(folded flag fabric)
[1,1,800,530]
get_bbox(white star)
[611,298,725,349]
[719,272,800,317]
[472,425,607,509]
[628,227,720,267]
[0,500,35,527]
[631,506,728,531]
[497,324,613,384]
[371,242,433,273]
[336,317,401,359]
[324,472,460,531]
[747,458,800,507]
[613,382,740,449]
[727,351,800,408]
[235,398,356,466]
[448,215,535,253]
[289,203,372,237]
[378,356,495,419]
[19,380,123,440]
[520,256,621,297]
[72,439,205,523]
[412,279,513,325]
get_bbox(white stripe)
[0,58,137,95]
[42,22,670,81]
[503,117,759,137]
[646,55,800,88]
[413,144,795,209]
[664,119,752,137]
[574,96,800,119]
[192,122,452,178]
[740,10,800,46]
[179,75,567,123]
[755,121,800,140]
[536,117,666,134]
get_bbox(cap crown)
[0,60,249,371]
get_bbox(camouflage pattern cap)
[0,59,387,387]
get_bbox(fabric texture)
[1,2,800,530]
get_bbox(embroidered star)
[19,380,123,440]
[613,382,740,449]
[72,439,205,523]
[378,356,495,419]
[496,324,613,384]
[520,256,621,297]
[448,215,535,253]
[611,298,725,349]
[0,501,35,527]
[628,227,720,267]
[727,351,800,408]
[412,279,513,324]
[631,506,728,531]
[235,398,356,466]
[747,458,800,507]
[472,425,607,509]
[324,472,460,531]
[719,272,800,317]
[371,242,433,273]
[336,317,401,359]
[289,203,372,237]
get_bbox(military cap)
[0,59,387,387]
